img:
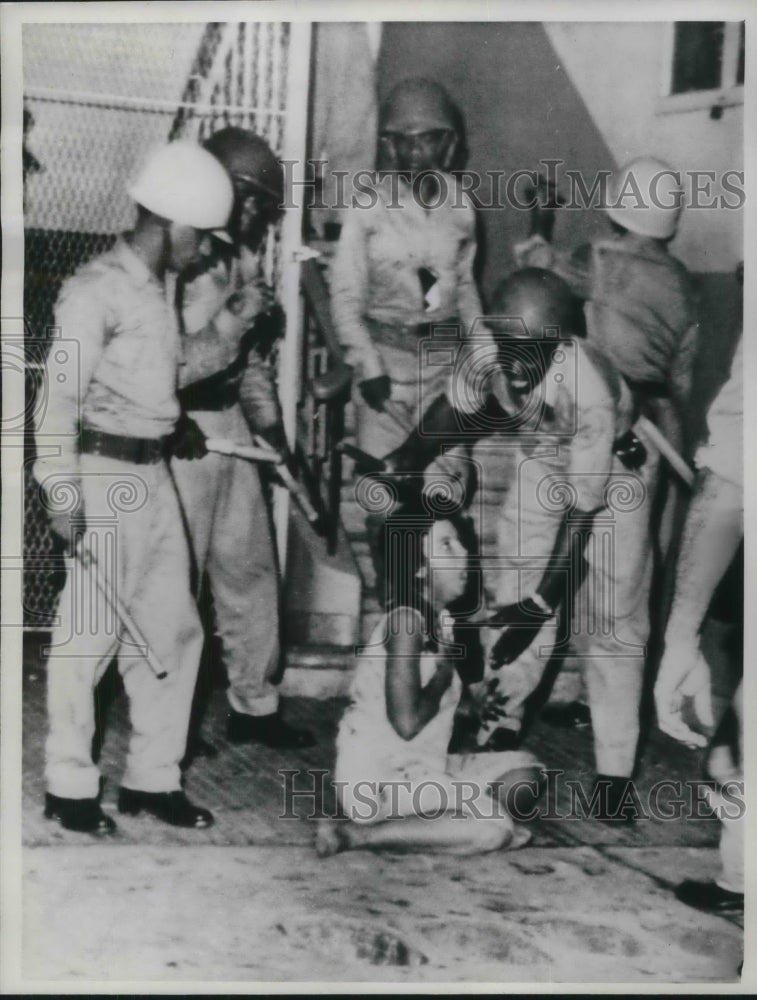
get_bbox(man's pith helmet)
[128,141,233,238]
[605,156,684,240]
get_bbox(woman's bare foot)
[315,818,350,857]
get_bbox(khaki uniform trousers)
[171,403,281,717]
[45,455,203,798]
[486,420,660,777]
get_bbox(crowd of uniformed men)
[33,77,743,915]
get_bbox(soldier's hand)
[257,425,298,480]
[382,441,417,476]
[468,677,510,725]
[168,413,208,460]
[255,421,288,457]
[513,234,555,269]
[359,374,391,412]
[226,279,276,327]
[654,644,712,749]
[488,599,553,669]
[41,478,86,550]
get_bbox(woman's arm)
[384,606,456,741]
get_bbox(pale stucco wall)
[545,22,744,275]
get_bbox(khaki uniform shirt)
[330,173,485,382]
[35,237,180,480]
[456,336,633,514]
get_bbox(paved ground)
[24,844,742,984]
[19,632,744,987]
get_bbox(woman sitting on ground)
[316,496,542,856]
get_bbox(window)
[658,21,744,114]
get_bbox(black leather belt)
[414,320,460,338]
[80,427,169,464]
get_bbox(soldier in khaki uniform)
[515,157,698,478]
[330,79,486,593]
[35,142,233,834]
[172,128,313,750]
[513,157,698,732]
[383,269,652,818]
[656,332,743,914]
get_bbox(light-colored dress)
[334,609,541,825]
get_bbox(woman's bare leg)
[316,812,526,856]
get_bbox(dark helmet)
[490,268,585,340]
[488,268,585,393]
[378,79,465,173]
[204,127,284,203]
[379,78,462,135]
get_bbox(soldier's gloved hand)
[613,429,647,470]
[168,412,208,460]
[359,374,391,412]
[468,677,511,726]
[381,432,429,476]
[488,599,553,669]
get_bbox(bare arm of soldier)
[512,235,593,303]
[178,297,255,387]
[178,259,275,388]
[237,351,284,442]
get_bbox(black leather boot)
[227,710,315,749]
[118,788,214,828]
[44,793,116,835]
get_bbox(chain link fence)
[23,21,294,628]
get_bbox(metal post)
[274,21,312,569]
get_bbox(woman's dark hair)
[377,494,474,649]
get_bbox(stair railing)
[296,256,352,555]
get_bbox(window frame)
[656,21,744,116]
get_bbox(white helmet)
[128,141,234,240]
[605,156,684,240]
